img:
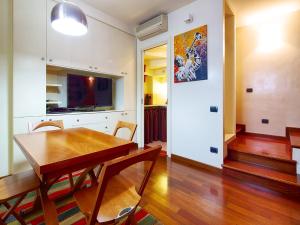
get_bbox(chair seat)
[0,170,40,203]
[74,174,141,223]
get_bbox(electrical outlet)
[262,119,269,124]
[210,106,218,113]
[210,147,218,154]
[246,88,253,93]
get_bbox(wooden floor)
[123,157,300,225]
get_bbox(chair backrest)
[88,145,161,225]
[29,120,64,133]
[113,121,137,141]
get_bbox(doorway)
[143,44,168,155]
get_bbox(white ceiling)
[227,0,300,27]
[81,0,195,27]
[144,45,167,60]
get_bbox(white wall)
[137,0,224,168]
[0,0,12,176]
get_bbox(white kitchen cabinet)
[69,17,94,72]
[72,122,110,134]
[13,0,46,117]
[113,32,136,76]
[13,116,47,173]
[47,113,111,133]
[46,0,136,77]
[99,27,136,76]
[46,0,73,68]
[90,17,112,74]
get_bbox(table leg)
[71,166,98,194]
[39,182,59,225]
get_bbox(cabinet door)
[91,19,115,75]
[13,0,46,117]
[46,0,72,68]
[69,17,94,72]
[104,29,136,76]
[13,117,47,173]
[117,33,136,76]
[114,33,136,110]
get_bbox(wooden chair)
[113,121,137,141]
[30,120,64,133]
[73,145,161,225]
[92,120,137,178]
[29,120,74,188]
[0,170,40,225]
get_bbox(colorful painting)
[174,25,207,83]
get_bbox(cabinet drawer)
[72,122,110,134]
[70,113,110,126]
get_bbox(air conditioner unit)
[136,14,168,41]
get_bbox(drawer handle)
[49,59,53,62]
[41,119,44,122]
[105,126,108,129]
[49,119,52,121]
[105,117,108,119]
[77,119,80,122]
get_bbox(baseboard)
[171,154,222,175]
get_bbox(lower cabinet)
[13,116,47,173]
[12,110,136,172]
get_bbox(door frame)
[136,37,172,157]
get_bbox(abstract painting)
[174,25,207,83]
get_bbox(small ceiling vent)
[136,14,168,41]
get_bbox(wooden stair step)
[228,135,292,161]
[223,160,300,187]
[228,149,296,174]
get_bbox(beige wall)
[224,14,236,136]
[236,10,300,136]
[144,59,167,105]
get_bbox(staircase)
[223,125,300,197]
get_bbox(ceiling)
[144,45,167,60]
[81,0,195,27]
[227,0,300,27]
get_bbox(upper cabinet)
[13,0,46,117]
[12,0,136,119]
[46,0,73,69]
[46,0,136,77]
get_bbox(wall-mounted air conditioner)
[136,14,168,41]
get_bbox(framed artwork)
[174,25,207,83]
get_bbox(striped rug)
[0,173,162,225]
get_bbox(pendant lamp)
[51,1,88,36]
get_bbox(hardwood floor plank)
[120,157,300,225]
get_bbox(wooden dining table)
[14,127,136,225]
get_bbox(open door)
[143,44,168,156]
